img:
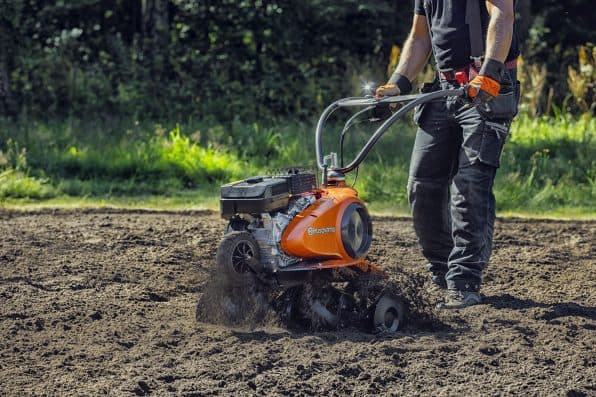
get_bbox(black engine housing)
[220,173,316,218]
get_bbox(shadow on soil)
[485,294,596,321]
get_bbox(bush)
[0,169,56,199]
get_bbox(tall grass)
[0,121,248,197]
[497,111,595,212]
[0,112,594,216]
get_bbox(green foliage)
[358,163,409,206]
[0,0,409,120]
[0,111,594,215]
[523,2,596,110]
[1,1,594,120]
[1,139,28,171]
[0,120,247,198]
[0,169,56,199]
[56,125,246,193]
[495,112,595,211]
[1,0,595,121]
[0,140,56,199]
[0,0,593,216]
[158,126,245,183]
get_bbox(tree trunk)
[0,57,15,116]
[141,0,169,51]
[516,0,532,51]
[0,11,16,116]
[141,0,169,110]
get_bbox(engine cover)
[281,186,372,260]
[220,173,316,218]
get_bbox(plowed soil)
[0,209,594,396]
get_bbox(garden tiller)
[212,87,466,332]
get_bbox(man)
[377,0,519,309]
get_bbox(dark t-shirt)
[414,0,519,71]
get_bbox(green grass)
[0,189,220,212]
[496,111,595,212]
[0,169,56,199]
[0,111,594,218]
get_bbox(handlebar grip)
[372,103,392,120]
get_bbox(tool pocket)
[477,120,510,167]
[462,120,509,168]
[477,74,518,120]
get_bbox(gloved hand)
[375,83,401,98]
[373,74,412,119]
[375,73,412,98]
[467,75,500,105]
[467,58,505,106]
[373,84,400,119]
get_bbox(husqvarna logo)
[307,226,336,236]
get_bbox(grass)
[496,111,595,213]
[0,189,220,212]
[0,111,594,218]
[3,194,592,220]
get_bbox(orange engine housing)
[281,185,372,261]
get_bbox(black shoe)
[436,289,482,309]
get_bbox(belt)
[439,58,518,83]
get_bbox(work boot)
[436,289,482,309]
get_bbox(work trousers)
[408,72,518,291]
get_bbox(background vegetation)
[0,0,594,216]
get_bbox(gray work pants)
[408,72,518,292]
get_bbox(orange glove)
[467,75,500,104]
[373,84,400,118]
[376,73,412,98]
[375,83,400,98]
[373,75,412,118]
[467,58,505,105]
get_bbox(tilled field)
[0,209,594,396]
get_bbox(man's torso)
[414,0,519,71]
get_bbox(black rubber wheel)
[216,231,260,285]
[373,293,406,333]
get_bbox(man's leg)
[407,101,460,286]
[441,107,510,307]
[447,161,497,291]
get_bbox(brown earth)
[0,209,594,396]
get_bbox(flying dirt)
[0,209,594,396]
